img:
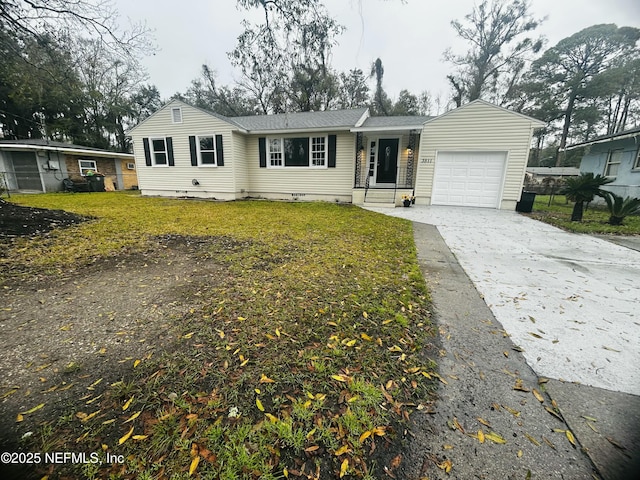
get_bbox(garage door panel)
[432,152,506,208]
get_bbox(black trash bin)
[87,174,105,192]
[516,191,536,213]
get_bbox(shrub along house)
[0,139,136,193]
[565,127,640,199]
[127,99,544,209]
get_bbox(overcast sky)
[114,0,640,108]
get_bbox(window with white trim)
[605,149,622,177]
[267,136,328,168]
[311,136,327,167]
[78,159,97,176]
[197,135,216,165]
[171,107,182,123]
[151,138,168,165]
[269,138,283,167]
[634,149,640,170]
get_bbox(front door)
[12,152,43,191]
[376,138,399,184]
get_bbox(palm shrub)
[602,192,640,225]
[561,173,614,222]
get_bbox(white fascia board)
[350,125,425,133]
[563,132,640,151]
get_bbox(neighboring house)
[566,127,640,199]
[0,139,136,193]
[127,99,544,209]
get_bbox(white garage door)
[432,151,506,208]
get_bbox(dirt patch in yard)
[0,198,90,238]
[0,211,242,478]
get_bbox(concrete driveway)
[366,205,640,397]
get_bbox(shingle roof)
[230,108,369,132]
[359,116,432,128]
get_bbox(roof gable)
[425,99,545,127]
[126,99,245,135]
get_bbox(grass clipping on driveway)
[2,193,436,480]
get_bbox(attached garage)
[415,100,545,210]
[431,151,506,208]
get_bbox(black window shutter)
[143,138,151,166]
[166,137,175,166]
[328,135,337,168]
[259,137,266,168]
[189,136,197,166]
[216,134,224,166]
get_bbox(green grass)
[529,194,640,235]
[3,192,436,479]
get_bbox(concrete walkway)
[363,206,640,479]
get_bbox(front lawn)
[528,194,640,235]
[1,193,436,479]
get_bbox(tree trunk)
[556,91,578,166]
[571,201,584,222]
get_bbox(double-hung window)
[311,136,327,167]
[634,149,640,170]
[269,138,283,167]
[197,135,216,166]
[150,138,168,166]
[605,149,622,177]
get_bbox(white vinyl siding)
[130,102,237,198]
[246,131,353,198]
[416,101,541,209]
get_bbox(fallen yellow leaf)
[477,429,485,444]
[259,373,275,383]
[122,396,134,411]
[124,410,141,423]
[118,426,134,445]
[256,398,265,412]
[189,455,200,475]
[340,458,349,478]
[532,389,544,403]
[565,430,576,447]
[265,413,278,423]
[20,403,45,415]
[525,433,540,446]
[485,431,506,444]
[132,435,148,440]
[304,445,319,452]
[335,445,349,456]
[359,430,372,443]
